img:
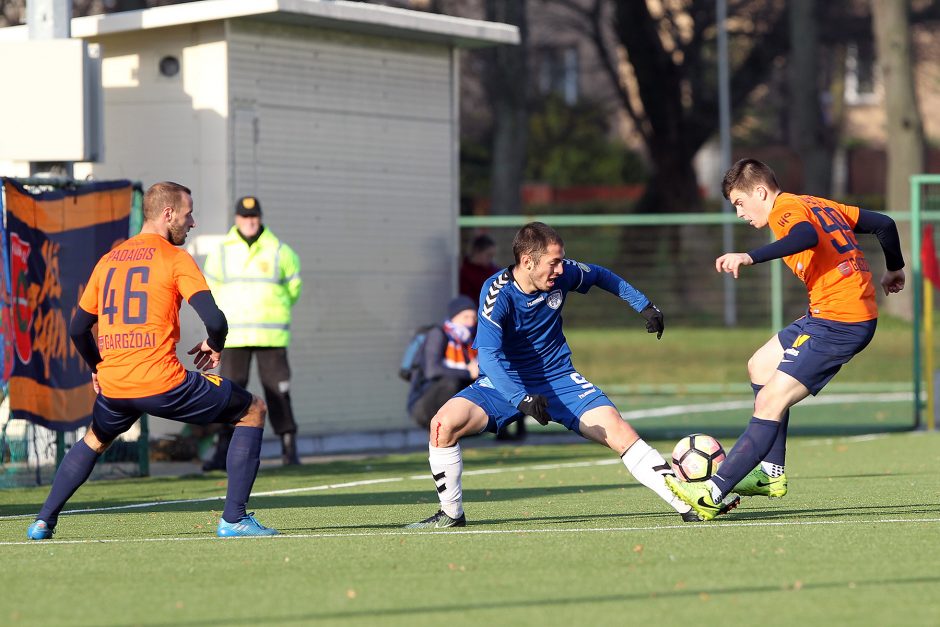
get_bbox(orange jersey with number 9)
[769,193,876,323]
[78,233,210,398]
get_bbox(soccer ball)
[671,433,726,482]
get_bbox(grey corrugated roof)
[0,0,519,48]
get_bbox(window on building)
[536,46,579,105]
[845,41,878,105]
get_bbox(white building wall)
[226,19,458,434]
[75,22,230,237]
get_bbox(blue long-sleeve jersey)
[474,260,651,407]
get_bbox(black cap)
[447,295,476,319]
[235,196,262,217]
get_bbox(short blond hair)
[143,182,191,221]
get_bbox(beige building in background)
[0,0,517,453]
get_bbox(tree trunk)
[484,0,528,215]
[638,145,702,214]
[788,0,832,196]
[872,0,924,319]
[873,0,924,212]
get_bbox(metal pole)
[138,415,150,477]
[912,176,923,428]
[55,430,65,468]
[717,0,736,326]
[925,276,934,430]
[27,0,71,39]
[29,0,73,469]
[27,0,74,179]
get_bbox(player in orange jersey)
[27,182,277,540]
[666,158,906,520]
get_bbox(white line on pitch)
[0,459,622,521]
[620,392,913,420]
[1,516,938,547]
[0,393,915,523]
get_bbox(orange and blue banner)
[1,178,132,430]
[0,189,12,391]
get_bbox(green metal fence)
[458,211,910,332]
[909,174,940,428]
[460,186,940,431]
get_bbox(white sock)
[761,461,785,477]
[621,439,692,514]
[428,443,463,518]
[707,480,723,503]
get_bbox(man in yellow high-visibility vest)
[202,196,303,468]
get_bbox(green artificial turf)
[2,432,939,626]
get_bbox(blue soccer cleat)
[27,520,54,540]
[216,512,279,537]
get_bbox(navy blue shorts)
[92,370,253,442]
[456,368,614,435]
[776,316,877,395]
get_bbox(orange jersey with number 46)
[769,193,876,323]
[78,233,210,398]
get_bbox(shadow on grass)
[1,482,637,520]
[0,444,628,517]
[133,574,940,626]
[730,501,940,521]
[4,462,935,521]
[280,501,679,533]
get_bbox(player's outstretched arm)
[715,252,753,278]
[569,262,664,337]
[722,222,818,278]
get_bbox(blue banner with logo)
[2,178,132,430]
[0,187,12,393]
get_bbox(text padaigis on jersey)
[106,247,156,262]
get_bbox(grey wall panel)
[228,18,458,433]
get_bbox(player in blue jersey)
[406,222,740,527]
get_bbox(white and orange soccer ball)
[671,433,726,482]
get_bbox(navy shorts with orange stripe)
[92,370,252,442]
[776,316,877,395]
[456,367,614,435]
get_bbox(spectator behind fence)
[408,296,479,428]
[202,195,303,470]
[459,234,499,303]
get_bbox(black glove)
[517,394,551,426]
[640,304,664,339]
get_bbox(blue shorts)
[92,371,253,442]
[776,316,877,395]
[456,368,615,435]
